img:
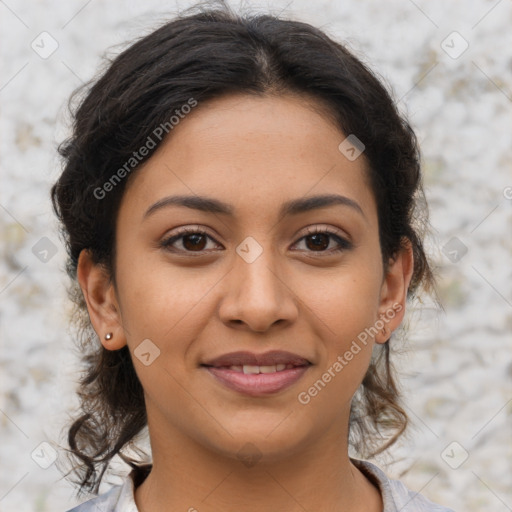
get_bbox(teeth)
[218,363,302,373]
[243,365,260,374]
[228,364,294,374]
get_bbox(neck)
[134,411,382,512]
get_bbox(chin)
[201,421,310,466]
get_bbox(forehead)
[120,93,377,225]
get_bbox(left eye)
[292,228,352,253]
[160,227,352,254]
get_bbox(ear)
[375,238,414,344]
[77,249,127,350]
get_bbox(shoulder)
[351,458,455,512]
[66,475,139,512]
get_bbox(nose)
[218,247,299,333]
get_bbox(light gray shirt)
[67,459,455,511]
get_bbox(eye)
[292,226,353,253]
[160,225,353,255]
[160,227,221,254]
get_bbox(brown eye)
[293,227,353,254]
[182,233,208,251]
[304,233,330,251]
[161,228,221,253]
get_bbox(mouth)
[200,350,312,396]
[202,362,304,374]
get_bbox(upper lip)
[201,350,312,368]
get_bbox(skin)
[78,93,414,512]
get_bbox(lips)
[201,350,312,396]
[215,363,299,374]
[201,350,311,368]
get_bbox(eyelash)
[160,226,353,255]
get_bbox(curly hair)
[51,0,436,495]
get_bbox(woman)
[52,2,454,511]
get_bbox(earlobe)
[376,239,414,344]
[77,249,127,350]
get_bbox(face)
[79,93,411,464]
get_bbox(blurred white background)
[1,0,511,510]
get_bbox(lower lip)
[203,366,310,396]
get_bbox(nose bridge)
[219,235,297,330]
[234,235,283,301]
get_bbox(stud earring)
[105,332,113,340]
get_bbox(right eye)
[160,227,223,254]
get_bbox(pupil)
[184,234,206,251]
[307,234,328,251]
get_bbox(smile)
[202,364,311,396]
[220,363,297,373]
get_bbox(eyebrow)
[143,193,366,221]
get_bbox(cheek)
[292,265,381,395]
[295,263,382,341]
[115,259,215,411]
[116,249,217,343]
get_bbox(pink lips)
[201,350,312,397]
[204,366,310,396]
[202,350,311,368]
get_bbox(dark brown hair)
[51,0,435,495]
